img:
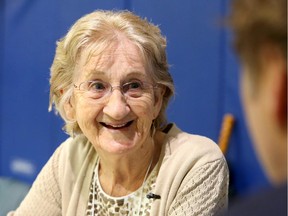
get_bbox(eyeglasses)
[73,80,158,100]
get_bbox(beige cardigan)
[9,124,229,215]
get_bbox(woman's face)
[69,39,163,156]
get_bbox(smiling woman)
[8,10,229,216]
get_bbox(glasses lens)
[84,81,109,99]
[122,81,148,98]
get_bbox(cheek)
[240,72,263,144]
[130,100,155,131]
[241,72,253,117]
[74,99,102,129]
[130,96,155,119]
[133,105,155,124]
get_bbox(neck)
[97,131,164,197]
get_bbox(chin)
[99,138,138,155]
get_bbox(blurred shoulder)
[228,184,287,216]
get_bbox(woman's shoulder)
[56,134,96,171]
[154,124,228,204]
[162,124,224,166]
[62,134,92,153]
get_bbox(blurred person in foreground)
[227,0,287,215]
[8,10,228,215]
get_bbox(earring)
[72,127,75,138]
[150,120,156,138]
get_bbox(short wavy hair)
[229,0,287,75]
[49,10,175,136]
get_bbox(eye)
[122,80,146,98]
[88,81,107,92]
[123,81,143,92]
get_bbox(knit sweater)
[8,124,229,216]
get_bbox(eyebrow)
[124,71,147,79]
[84,70,106,79]
[85,70,148,80]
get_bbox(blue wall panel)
[0,0,5,176]
[55,0,129,38]
[1,0,63,183]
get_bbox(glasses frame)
[73,80,159,100]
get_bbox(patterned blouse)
[86,159,158,216]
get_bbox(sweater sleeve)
[7,145,63,216]
[168,159,229,216]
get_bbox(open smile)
[100,120,133,130]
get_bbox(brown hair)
[229,0,287,73]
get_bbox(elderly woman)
[9,10,228,216]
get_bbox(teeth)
[100,121,133,129]
[108,123,127,128]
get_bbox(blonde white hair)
[49,10,174,135]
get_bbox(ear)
[153,86,165,119]
[274,71,287,129]
[63,95,76,121]
[266,49,287,129]
[260,46,287,129]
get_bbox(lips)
[100,120,133,129]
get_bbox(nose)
[103,89,130,120]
